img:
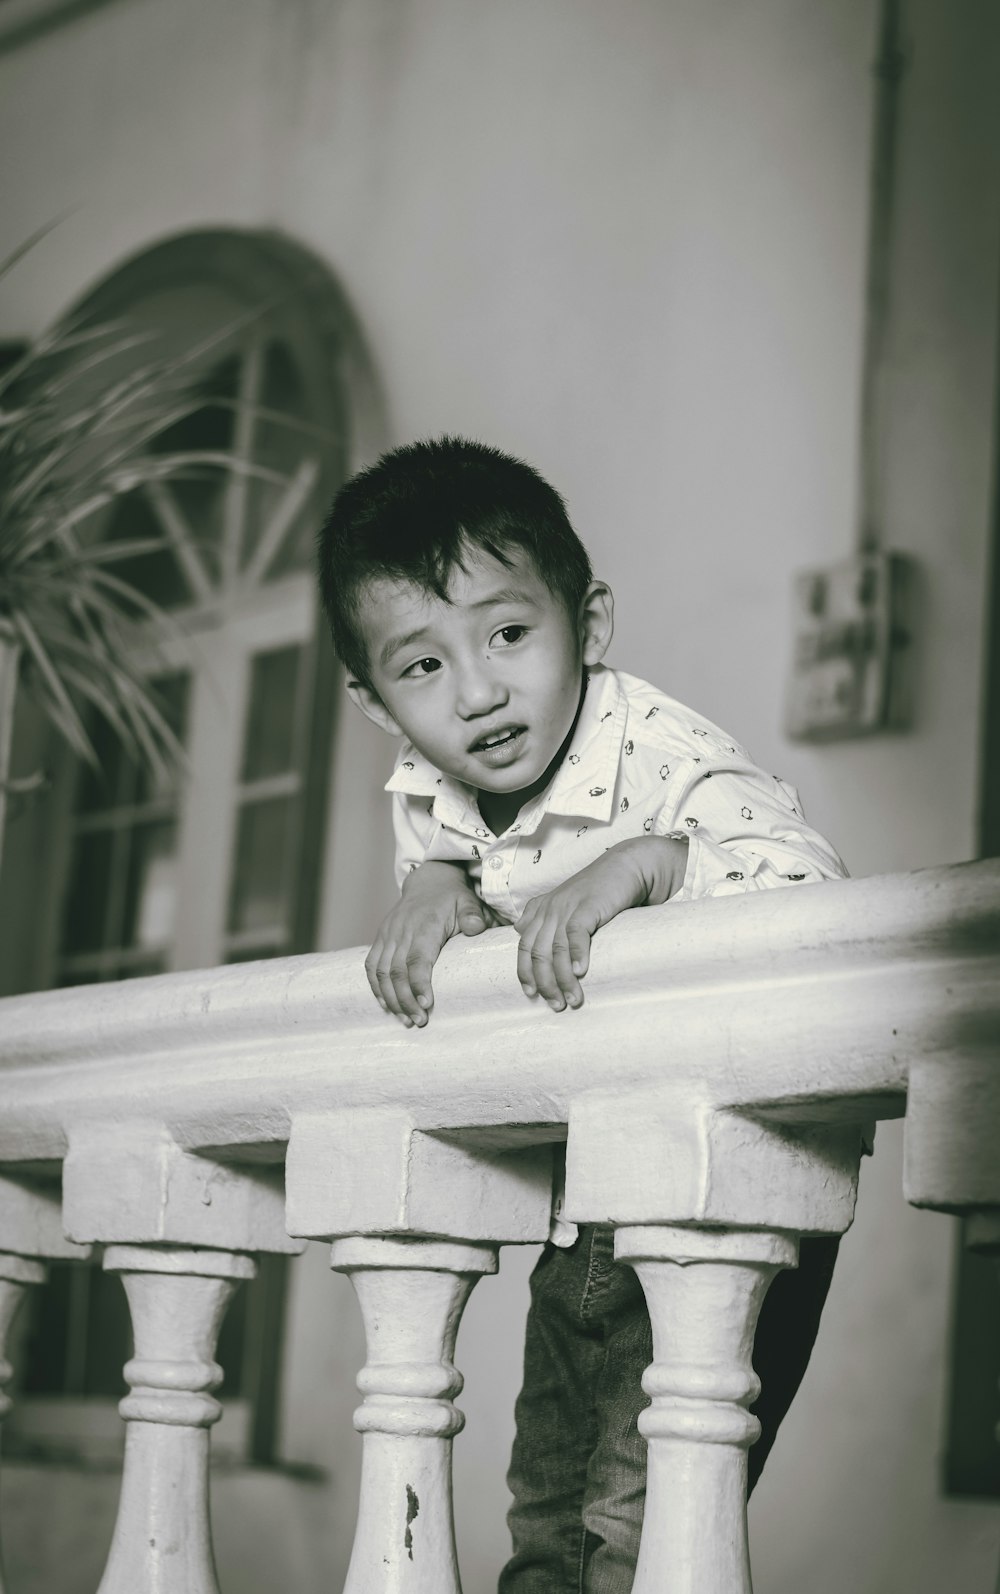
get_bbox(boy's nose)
[456,661,509,719]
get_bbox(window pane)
[168,469,228,584]
[227,797,293,935]
[82,1269,130,1398]
[243,342,317,580]
[103,487,192,611]
[76,714,138,813]
[61,830,114,953]
[21,1262,72,1394]
[121,820,180,948]
[241,647,302,781]
[150,352,239,457]
[22,1263,129,1399]
[134,672,191,803]
[217,1280,248,1396]
[104,955,168,982]
[56,955,168,989]
[224,943,283,965]
[55,968,104,990]
[77,671,190,812]
[148,351,241,588]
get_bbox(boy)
[317,437,846,1593]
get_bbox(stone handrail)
[0,859,997,1593]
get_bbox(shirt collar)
[540,665,626,823]
[385,745,477,831]
[383,664,627,828]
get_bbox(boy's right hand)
[365,861,499,1027]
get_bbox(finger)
[458,907,488,936]
[566,920,593,980]
[517,928,540,998]
[375,959,413,1026]
[528,925,568,1011]
[387,956,429,1027]
[549,934,584,1009]
[365,940,390,1013]
[405,951,436,1013]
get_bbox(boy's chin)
[470,757,555,803]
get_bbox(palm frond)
[0,220,62,283]
[10,609,98,766]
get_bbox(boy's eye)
[402,656,441,678]
[491,625,527,647]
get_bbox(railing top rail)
[1,860,997,1164]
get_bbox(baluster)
[287,1111,551,1593]
[331,1235,498,1594]
[60,1124,301,1594]
[96,1245,255,1594]
[565,1090,862,1591]
[0,1254,47,1594]
[614,1225,797,1594]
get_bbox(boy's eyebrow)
[469,585,536,611]
[379,587,538,668]
[380,626,432,669]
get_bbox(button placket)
[478,842,519,921]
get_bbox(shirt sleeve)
[656,754,848,901]
[655,751,872,1152]
[391,789,439,892]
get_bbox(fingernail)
[417,994,432,1009]
[571,961,585,975]
[400,1015,413,1028]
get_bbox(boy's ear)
[579,580,614,667]
[346,678,403,737]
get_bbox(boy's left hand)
[514,835,689,1011]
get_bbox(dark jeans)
[498,1223,839,1594]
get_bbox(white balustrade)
[0,860,996,1592]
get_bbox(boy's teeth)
[482,729,515,748]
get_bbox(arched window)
[3,228,383,1466]
[3,228,383,990]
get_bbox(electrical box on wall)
[785,552,917,741]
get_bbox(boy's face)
[349,544,613,804]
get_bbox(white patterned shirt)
[386,663,847,910]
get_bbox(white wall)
[2,1,998,1590]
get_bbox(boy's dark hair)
[316,436,592,686]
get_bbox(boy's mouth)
[469,725,526,764]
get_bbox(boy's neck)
[477,786,528,837]
[476,672,590,836]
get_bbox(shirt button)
[487,855,504,870]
